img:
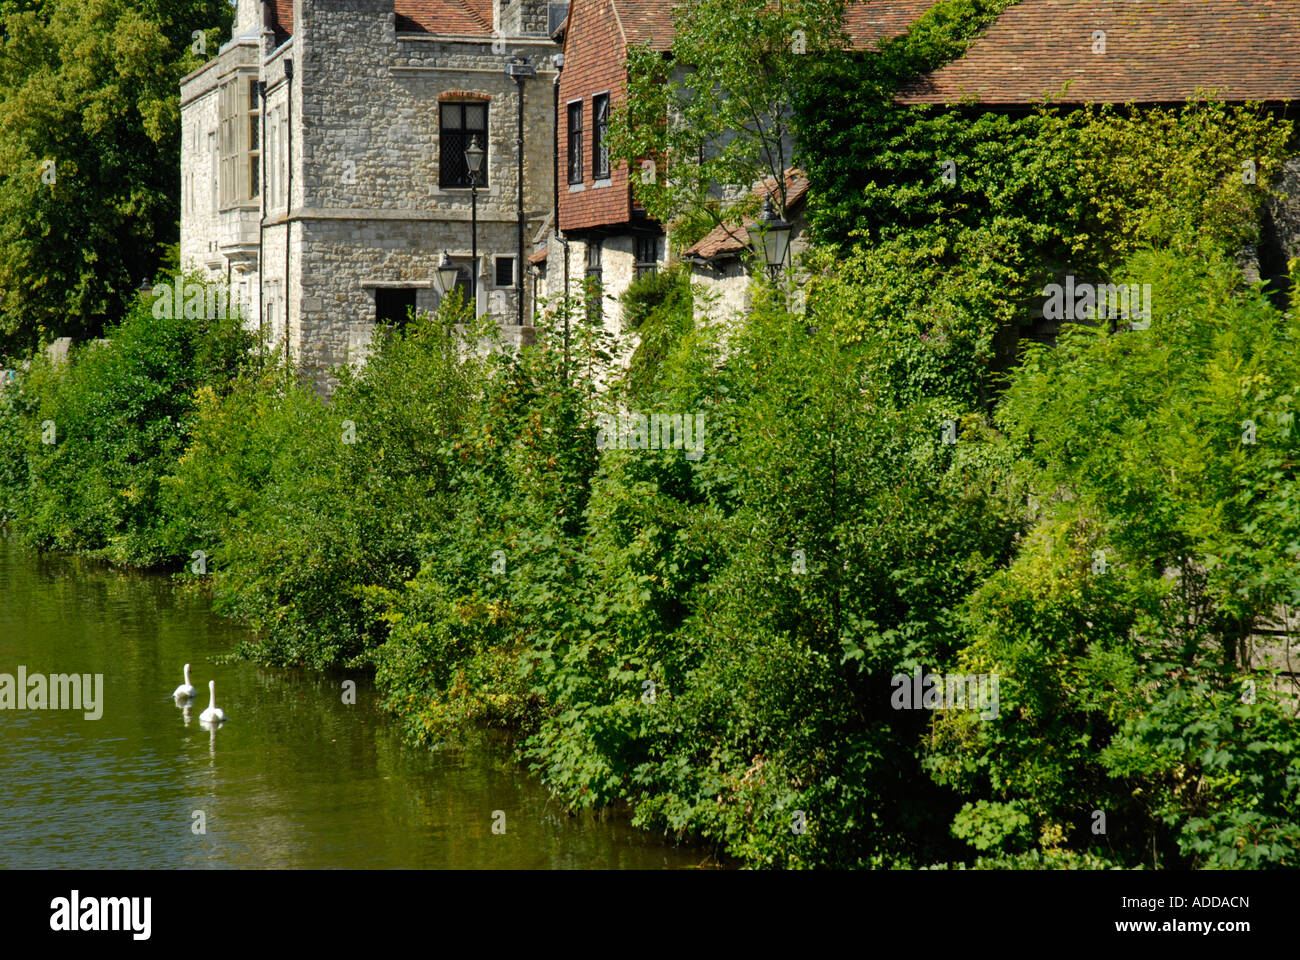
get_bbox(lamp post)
[436,250,461,307]
[746,198,792,280]
[506,56,536,327]
[465,134,485,317]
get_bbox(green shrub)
[0,274,253,565]
[619,264,690,333]
[164,296,485,668]
[929,246,1300,867]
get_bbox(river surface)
[0,540,705,869]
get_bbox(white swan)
[199,679,226,724]
[173,663,197,701]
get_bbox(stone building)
[180,0,567,387]
[680,168,812,321]
[180,0,1300,382]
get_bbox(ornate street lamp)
[465,135,485,315]
[436,250,461,302]
[746,198,792,279]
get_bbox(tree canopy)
[0,0,229,360]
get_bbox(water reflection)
[0,540,712,869]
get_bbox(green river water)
[0,540,706,869]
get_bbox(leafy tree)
[0,273,253,565]
[0,0,230,359]
[608,0,850,249]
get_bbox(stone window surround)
[492,255,516,288]
[218,68,258,207]
[436,91,493,192]
[219,200,261,215]
[360,280,436,289]
[432,185,503,199]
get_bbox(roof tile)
[682,167,810,260]
[270,0,495,37]
[897,0,1300,105]
[609,1,940,53]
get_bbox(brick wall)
[558,0,631,231]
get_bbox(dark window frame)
[440,101,490,189]
[248,79,261,200]
[567,100,584,184]
[592,93,610,180]
[584,240,603,321]
[494,255,516,288]
[634,235,659,279]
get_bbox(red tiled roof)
[682,168,810,260]
[270,0,292,36]
[264,0,934,47]
[269,0,495,37]
[846,0,941,50]
[897,0,1300,105]
[528,244,549,264]
[609,1,938,53]
[396,0,493,34]
[613,0,677,51]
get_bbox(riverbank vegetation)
[2,2,1299,868]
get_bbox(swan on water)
[199,679,226,724]
[173,663,197,701]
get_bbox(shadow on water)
[0,539,722,869]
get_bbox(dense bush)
[619,264,690,333]
[622,265,695,396]
[0,274,253,564]
[926,247,1300,867]
[163,292,483,669]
